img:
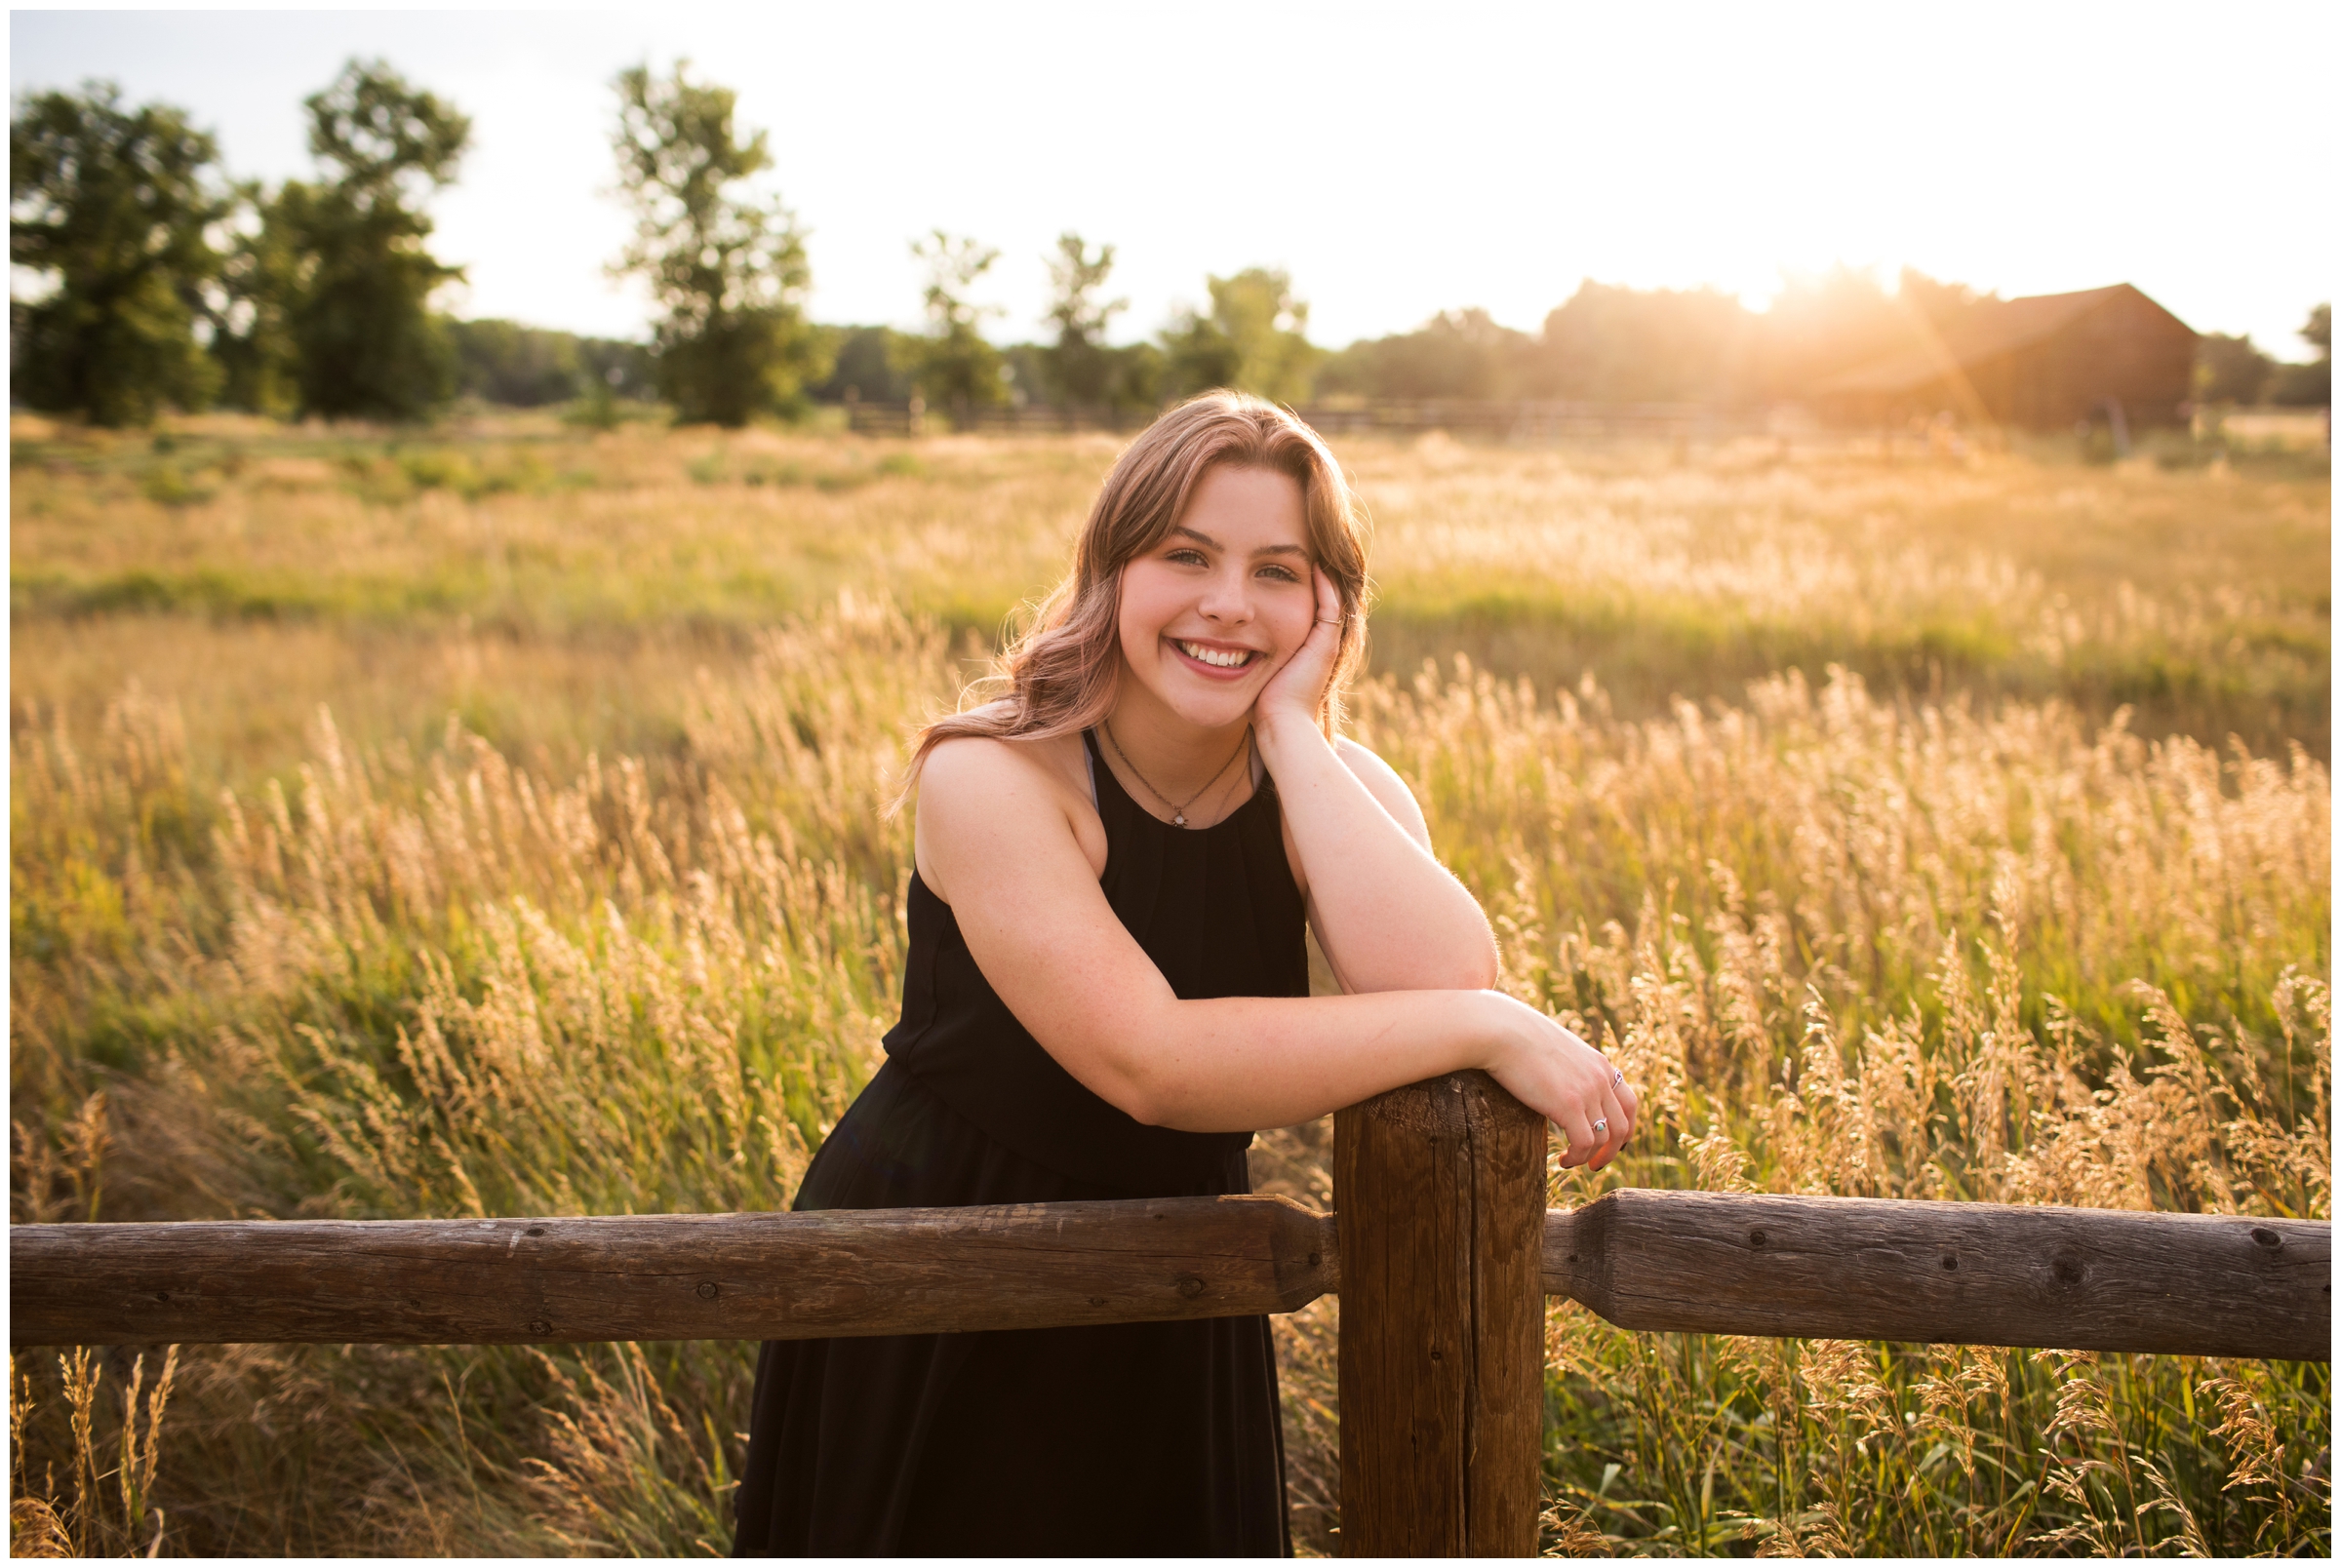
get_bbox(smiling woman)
[730,391,1636,1556]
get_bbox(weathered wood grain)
[1546,1190,2330,1361]
[10,1195,1337,1348]
[1335,1072,1546,1557]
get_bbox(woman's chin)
[1149,680,1257,733]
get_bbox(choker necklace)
[1100,722,1251,828]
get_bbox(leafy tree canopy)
[909,230,1006,409]
[2196,333,2276,407]
[1163,266,1318,406]
[1037,232,1126,406]
[1319,308,1529,402]
[611,60,824,426]
[306,60,468,206]
[2269,301,2330,408]
[218,59,473,422]
[9,81,228,425]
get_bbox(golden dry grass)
[9,414,2329,1555]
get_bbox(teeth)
[1177,641,1251,669]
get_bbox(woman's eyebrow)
[1169,526,1306,559]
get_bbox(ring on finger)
[1610,1069,1625,1088]
[1592,1117,1608,1135]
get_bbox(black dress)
[733,729,1304,1556]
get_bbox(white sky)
[10,2,2335,356]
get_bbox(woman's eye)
[1167,548,1208,567]
[1257,566,1300,583]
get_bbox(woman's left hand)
[1255,565,1344,730]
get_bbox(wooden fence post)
[1334,1071,1547,1556]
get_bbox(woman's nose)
[1198,568,1253,623]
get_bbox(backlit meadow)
[9,412,2330,1555]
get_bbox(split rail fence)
[13,1072,2330,1555]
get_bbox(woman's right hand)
[1475,991,1638,1170]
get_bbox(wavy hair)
[901,390,1370,795]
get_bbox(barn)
[1813,284,2197,432]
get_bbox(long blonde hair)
[902,391,1370,795]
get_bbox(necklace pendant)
[1172,812,1188,827]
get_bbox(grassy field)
[9,412,2330,1555]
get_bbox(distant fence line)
[844,398,1758,441]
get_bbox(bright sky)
[10,3,2335,356]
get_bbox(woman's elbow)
[1400,933,1501,993]
[1423,954,1499,993]
[1075,1044,1180,1129]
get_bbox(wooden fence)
[12,1072,2329,1555]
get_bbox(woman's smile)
[1168,637,1261,677]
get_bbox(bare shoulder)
[914,730,1096,899]
[1333,736,1432,845]
[920,728,1089,804]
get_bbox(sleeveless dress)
[732,729,1306,1556]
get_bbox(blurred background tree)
[2269,302,2330,407]
[439,319,654,408]
[444,318,582,407]
[611,60,825,427]
[909,230,1006,410]
[9,82,228,426]
[1522,281,1753,404]
[805,325,916,405]
[1161,266,1318,404]
[1038,232,1125,407]
[247,59,473,421]
[208,176,301,416]
[1319,307,1530,402]
[2196,332,2278,407]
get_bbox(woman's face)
[1114,463,1316,737]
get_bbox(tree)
[2269,303,2331,409]
[444,319,577,406]
[209,176,301,416]
[9,82,228,426]
[237,60,472,421]
[611,61,825,427]
[1527,281,1754,404]
[805,326,916,405]
[1746,265,1901,401]
[1161,266,1318,405]
[1317,308,1530,401]
[910,230,1006,410]
[2195,333,2276,407]
[1038,232,1125,407]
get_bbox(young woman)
[732,392,1635,1556]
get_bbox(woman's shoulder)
[920,725,1087,794]
[914,726,1104,897]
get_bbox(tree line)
[11,60,2331,429]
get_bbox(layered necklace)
[1100,721,1252,829]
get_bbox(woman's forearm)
[1112,987,1522,1132]
[1254,712,1498,992]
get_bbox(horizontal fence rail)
[11,1196,1337,1348]
[14,1191,2325,1360]
[1548,1191,2330,1362]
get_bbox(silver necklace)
[1100,722,1251,828]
